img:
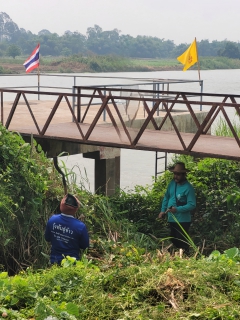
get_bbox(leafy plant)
[1,248,240,319]
[0,125,62,274]
[151,155,240,254]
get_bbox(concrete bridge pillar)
[26,136,121,195]
[83,147,120,196]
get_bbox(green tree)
[169,43,187,58]
[198,39,212,56]
[218,41,240,59]
[61,47,72,56]
[7,44,21,58]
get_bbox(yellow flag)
[177,38,198,71]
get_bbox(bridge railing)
[0,73,203,94]
[1,86,240,159]
[0,73,203,113]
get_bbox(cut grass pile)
[0,248,240,319]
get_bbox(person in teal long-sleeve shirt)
[158,162,196,253]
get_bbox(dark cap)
[60,194,80,215]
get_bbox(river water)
[1,69,240,192]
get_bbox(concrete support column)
[83,147,121,196]
[94,156,120,195]
[24,138,121,195]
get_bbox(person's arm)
[158,211,166,219]
[160,184,171,213]
[158,183,172,218]
[79,225,90,250]
[44,221,51,242]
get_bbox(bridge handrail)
[1,85,240,160]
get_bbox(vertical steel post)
[77,87,81,122]
[167,83,169,110]
[37,73,40,101]
[72,76,76,113]
[155,151,157,181]
[103,87,106,121]
[155,151,168,181]
[162,83,165,110]
[200,80,203,111]
[152,82,156,109]
[165,152,167,171]
[1,91,3,124]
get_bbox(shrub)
[0,125,61,274]
[153,155,240,253]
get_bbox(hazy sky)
[1,0,240,44]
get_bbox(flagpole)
[195,37,203,111]
[38,44,40,100]
[38,65,40,101]
[195,37,201,83]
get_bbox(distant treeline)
[1,14,240,60]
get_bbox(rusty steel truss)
[1,86,240,161]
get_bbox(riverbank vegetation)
[1,123,240,319]
[1,55,240,74]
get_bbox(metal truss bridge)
[1,86,240,161]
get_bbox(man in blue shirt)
[45,194,89,264]
[158,162,196,253]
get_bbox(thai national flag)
[23,44,40,73]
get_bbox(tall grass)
[200,56,240,70]
[2,55,240,73]
[214,115,240,137]
[129,58,180,68]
